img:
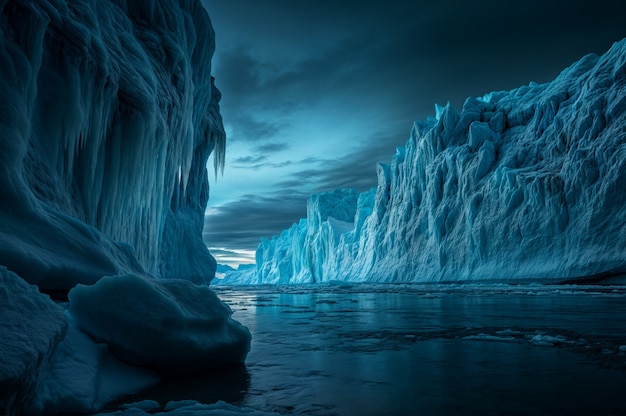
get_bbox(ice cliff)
[0,0,225,290]
[0,1,252,414]
[223,39,626,285]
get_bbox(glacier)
[0,1,251,414]
[222,39,626,285]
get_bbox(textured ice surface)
[69,274,251,374]
[0,0,225,289]
[0,267,67,414]
[227,39,626,284]
[27,315,159,414]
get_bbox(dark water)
[119,284,626,415]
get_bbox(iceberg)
[0,0,225,290]
[228,39,626,285]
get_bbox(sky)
[200,0,626,267]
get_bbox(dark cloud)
[208,248,242,258]
[231,159,294,171]
[254,142,290,153]
[226,113,284,143]
[229,155,323,171]
[207,0,626,123]
[232,155,268,165]
[204,191,309,251]
[275,132,406,192]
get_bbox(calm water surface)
[122,284,626,415]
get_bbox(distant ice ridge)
[224,39,626,285]
[0,0,225,289]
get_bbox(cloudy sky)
[201,0,626,267]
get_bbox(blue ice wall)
[226,39,626,285]
[0,0,225,289]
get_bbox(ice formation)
[225,39,626,285]
[0,0,225,290]
[0,266,67,414]
[69,274,251,374]
[26,316,159,414]
[0,1,251,414]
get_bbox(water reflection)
[216,285,626,415]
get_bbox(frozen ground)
[100,283,626,416]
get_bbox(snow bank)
[0,0,225,289]
[68,274,251,374]
[0,267,67,414]
[232,39,626,284]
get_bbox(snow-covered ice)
[224,39,626,285]
[69,274,251,374]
